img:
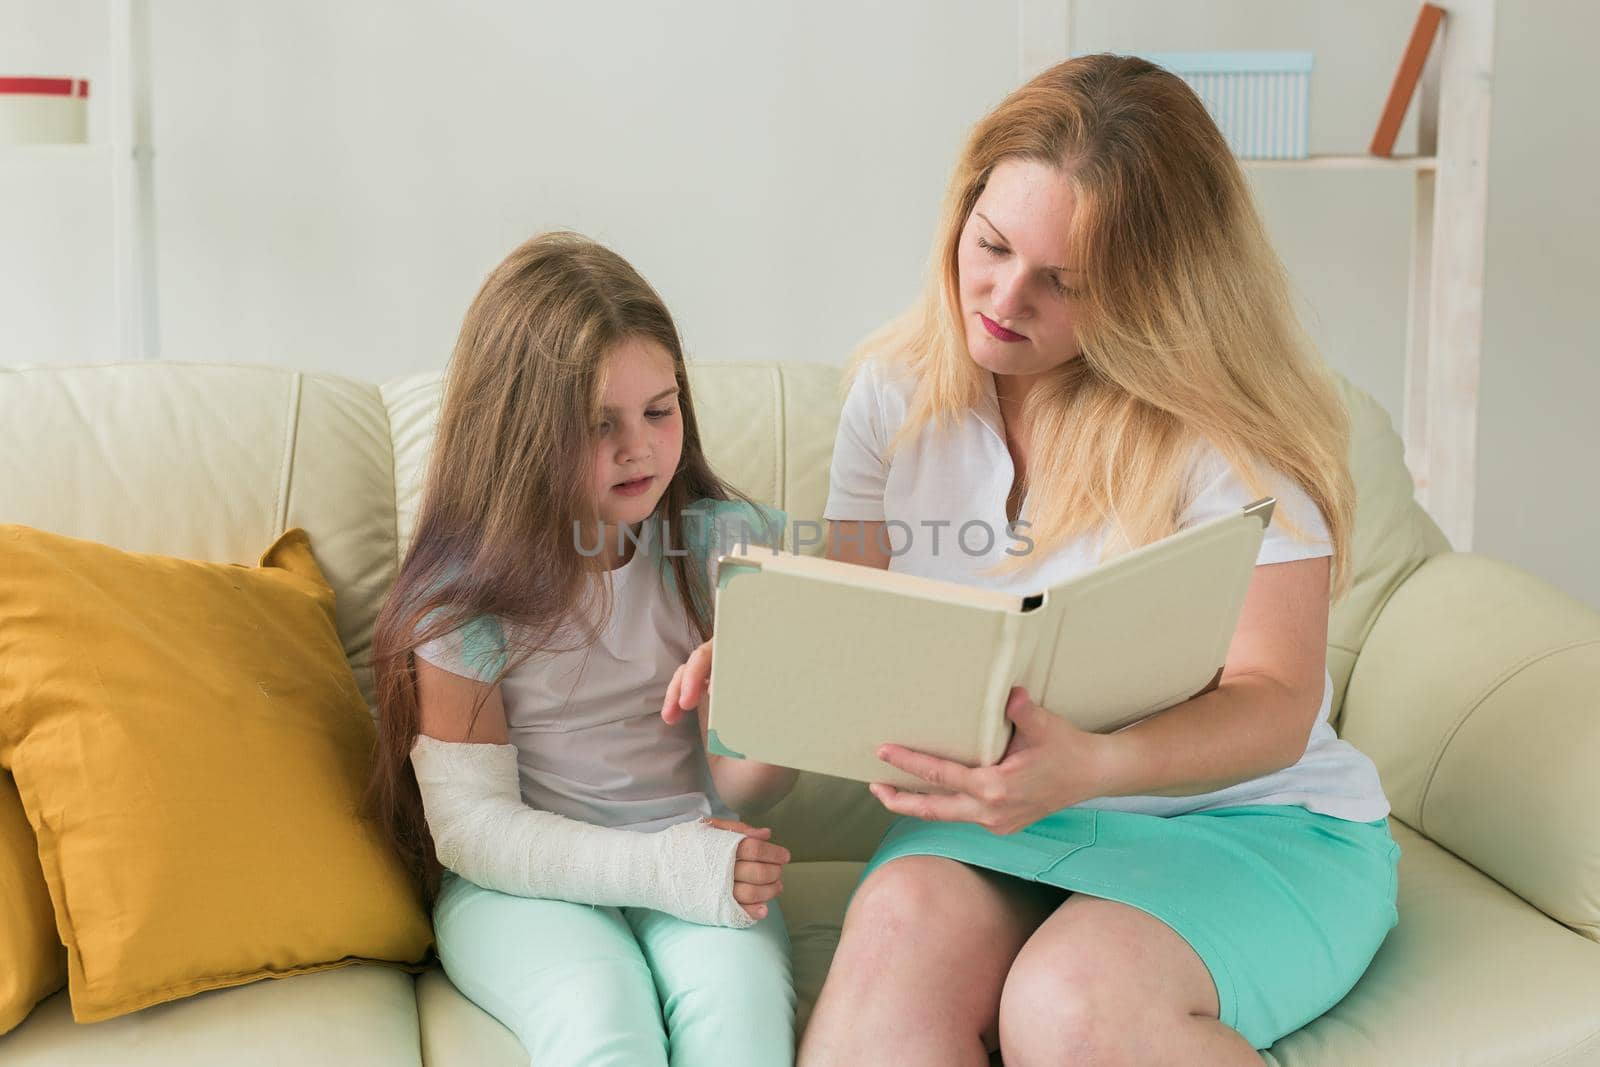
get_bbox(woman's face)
[956,157,1085,379]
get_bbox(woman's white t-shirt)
[823,357,1390,822]
[414,514,756,832]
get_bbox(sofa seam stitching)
[408,960,426,1067]
[381,386,402,573]
[772,366,786,515]
[1417,637,1600,835]
[272,373,303,533]
[1536,1018,1600,1065]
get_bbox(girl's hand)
[703,817,789,921]
[869,686,1116,836]
[662,639,713,725]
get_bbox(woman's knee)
[998,904,1220,1065]
[999,949,1123,1062]
[845,856,1021,940]
[827,857,1056,1021]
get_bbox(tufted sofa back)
[0,361,1444,860]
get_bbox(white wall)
[3,1,1595,609]
[147,1,1017,379]
[0,0,116,364]
[1472,0,1600,614]
[142,0,1420,413]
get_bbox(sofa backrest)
[1,360,1444,861]
[378,362,1448,860]
[1,363,399,709]
[1326,379,1453,721]
[384,362,847,560]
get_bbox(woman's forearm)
[1092,674,1319,800]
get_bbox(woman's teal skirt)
[858,803,1400,1050]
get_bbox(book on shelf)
[1370,2,1446,158]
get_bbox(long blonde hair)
[365,232,762,905]
[861,53,1353,595]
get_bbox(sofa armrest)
[1339,552,1600,941]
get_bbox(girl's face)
[591,337,685,530]
[956,157,1086,380]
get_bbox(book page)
[718,544,1022,613]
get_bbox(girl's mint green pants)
[434,870,795,1067]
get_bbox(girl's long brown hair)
[859,53,1355,595]
[364,232,769,906]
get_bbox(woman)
[668,53,1398,1064]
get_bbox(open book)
[704,498,1275,791]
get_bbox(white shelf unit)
[109,0,158,365]
[1018,0,1495,551]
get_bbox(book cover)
[706,500,1273,790]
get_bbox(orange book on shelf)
[1370,3,1446,157]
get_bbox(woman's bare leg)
[999,894,1260,1065]
[798,856,1065,1067]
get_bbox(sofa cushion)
[0,966,422,1067]
[0,525,432,1023]
[0,363,398,710]
[0,772,65,1034]
[1264,821,1600,1065]
[414,968,525,1067]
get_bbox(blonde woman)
[367,233,798,1066]
[667,55,1399,1063]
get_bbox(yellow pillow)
[0,770,66,1034]
[0,525,433,1023]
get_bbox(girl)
[669,55,1399,1064]
[366,232,799,1067]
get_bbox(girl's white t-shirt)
[823,357,1390,822]
[414,515,752,832]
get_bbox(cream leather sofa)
[2,360,1598,1066]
